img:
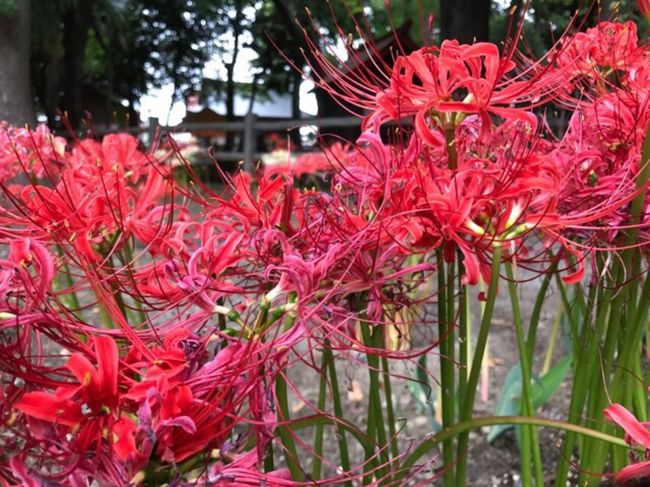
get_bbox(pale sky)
[138,13,319,126]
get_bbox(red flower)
[0,123,65,183]
[605,404,650,485]
[206,449,291,486]
[0,239,54,313]
[15,336,138,461]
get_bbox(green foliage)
[25,0,650,126]
[0,0,16,16]
[30,0,224,125]
[488,355,572,443]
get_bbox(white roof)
[203,90,311,118]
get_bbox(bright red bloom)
[372,40,551,145]
[555,21,642,81]
[0,123,65,183]
[605,404,650,485]
[205,449,291,486]
[0,238,54,312]
[4,133,170,262]
[15,336,138,461]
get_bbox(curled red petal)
[112,417,138,461]
[94,335,119,400]
[614,459,650,485]
[15,391,82,427]
[605,404,650,449]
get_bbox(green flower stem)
[446,257,456,414]
[122,239,146,325]
[445,257,457,480]
[505,262,543,487]
[104,254,130,321]
[274,373,304,481]
[311,348,329,480]
[541,305,562,376]
[323,341,353,487]
[633,357,647,422]
[274,294,303,481]
[436,251,454,487]
[581,276,622,486]
[98,300,115,329]
[458,266,470,419]
[455,245,501,487]
[360,320,390,484]
[264,442,275,473]
[526,264,555,360]
[553,281,601,487]
[401,415,631,474]
[382,355,399,462]
[289,412,375,458]
[619,270,650,424]
[595,270,650,475]
[55,245,82,319]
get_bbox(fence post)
[243,112,257,173]
[147,117,159,148]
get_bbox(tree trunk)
[247,72,260,115]
[225,0,244,151]
[440,0,491,44]
[0,0,34,125]
[61,0,92,129]
[291,72,301,120]
[270,0,319,107]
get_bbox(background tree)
[3,0,647,131]
[0,0,34,125]
[30,0,220,129]
[441,0,491,43]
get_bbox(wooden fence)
[95,114,362,173]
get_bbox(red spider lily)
[206,171,303,237]
[14,336,138,462]
[136,230,245,312]
[372,40,550,145]
[308,27,574,148]
[67,133,151,181]
[0,123,65,183]
[265,142,351,177]
[605,404,650,485]
[332,118,563,283]
[203,449,292,486]
[0,238,54,312]
[124,331,274,465]
[554,21,643,83]
[2,133,170,263]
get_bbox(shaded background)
[0,0,646,143]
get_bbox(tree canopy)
[0,0,646,129]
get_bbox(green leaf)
[531,355,572,409]
[0,0,17,16]
[487,355,572,443]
